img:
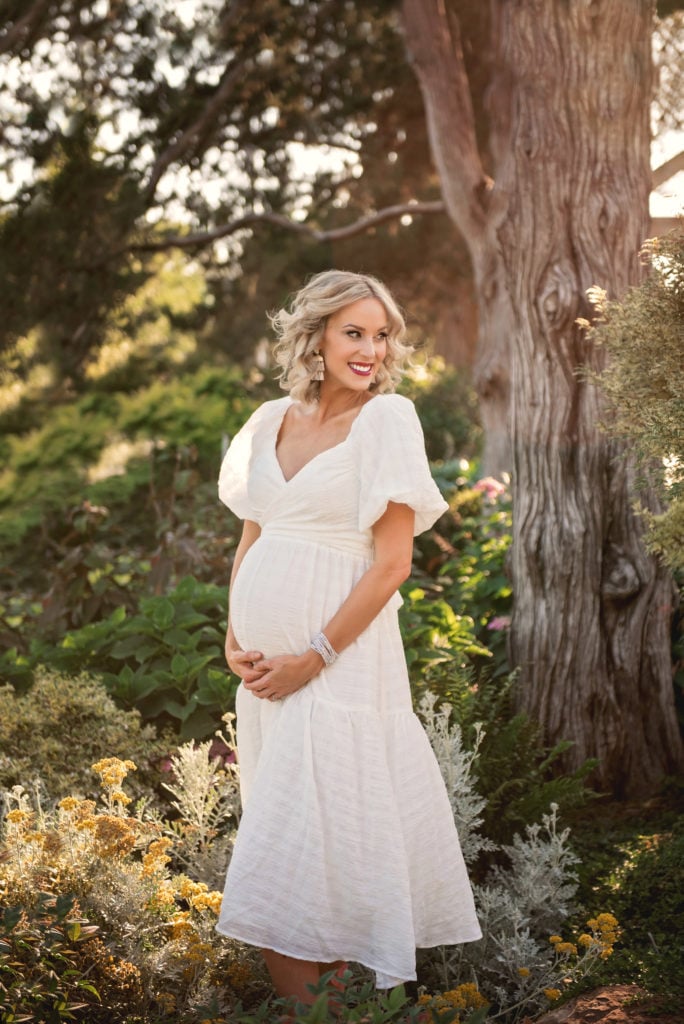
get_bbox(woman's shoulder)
[362,392,418,425]
[366,391,414,412]
[237,395,291,432]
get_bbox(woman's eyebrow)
[342,322,389,330]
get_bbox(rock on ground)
[533,985,683,1024]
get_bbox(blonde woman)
[216,270,481,1004]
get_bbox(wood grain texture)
[403,0,683,795]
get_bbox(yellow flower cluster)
[5,809,33,828]
[517,967,530,978]
[84,936,144,1002]
[224,958,253,991]
[142,837,173,877]
[90,814,138,859]
[91,758,138,788]
[177,876,223,915]
[587,912,619,958]
[544,988,561,1001]
[418,982,490,1018]
[549,936,578,955]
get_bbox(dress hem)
[214,922,484,987]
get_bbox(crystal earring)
[311,351,325,381]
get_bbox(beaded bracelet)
[310,631,339,666]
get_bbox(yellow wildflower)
[5,809,32,826]
[554,942,577,955]
[110,790,132,806]
[549,935,563,944]
[517,967,530,977]
[23,831,46,845]
[544,988,561,1001]
[142,838,173,877]
[58,797,81,812]
[92,757,137,788]
[586,918,598,930]
[92,815,137,858]
[578,933,595,948]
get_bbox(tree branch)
[652,151,684,188]
[129,201,446,253]
[401,0,490,241]
[143,58,250,203]
[0,0,52,56]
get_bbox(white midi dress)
[216,393,481,988]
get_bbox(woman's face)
[318,297,389,394]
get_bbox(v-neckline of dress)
[273,396,377,485]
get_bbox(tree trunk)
[403,0,683,796]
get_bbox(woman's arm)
[243,501,415,700]
[224,519,269,684]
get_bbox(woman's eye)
[346,330,360,338]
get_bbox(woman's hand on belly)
[243,649,323,702]
[225,634,268,684]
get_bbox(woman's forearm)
[320,562,408,656]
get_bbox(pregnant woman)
[216,270,481,1004]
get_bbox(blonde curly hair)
[271,270,413,403]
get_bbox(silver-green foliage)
[583,228,684,569]
[419,693,590,1019]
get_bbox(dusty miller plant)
[162,713,241,890]
[418,692,611,1020]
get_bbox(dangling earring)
[311,351,325,381]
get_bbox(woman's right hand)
[225,634,267,684]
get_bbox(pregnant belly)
[229,535,365,657]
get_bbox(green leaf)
[171,652,189,677]
[150,598,174,629]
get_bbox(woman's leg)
[261,949,321,1004]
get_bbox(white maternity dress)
[216,392,481,988]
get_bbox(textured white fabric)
[216,393,482,987]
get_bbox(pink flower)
[487,615,511,631]
[473,476,507,503]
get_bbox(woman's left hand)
[242,650,323,701]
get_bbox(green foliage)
[400,586,491,690]
[0,364,257,601]
[584,228,684,568]
[0,669,168,803]
[0,893,101,1023]
[400,360,482,462]
[570,802,684,1014]
[25,576,233,741]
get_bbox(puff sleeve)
[356,394,448,536]
[217,402,274,520]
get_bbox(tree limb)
[130,201,446,253]
[143,58,250,203]
[400,0,490,241]
[0,0,52,56]
[652,151,684,188]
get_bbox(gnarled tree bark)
[402,0,683,796]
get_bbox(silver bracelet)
[310,631,338,666]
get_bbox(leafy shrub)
[581,229,684,569]
[434,475,513,680]
[0,749,253,1023]
[399,358,482,463]
[0,893,102,1023]
[9,577,232,741]
[0,668,168,803]
[571,812,684,1014]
